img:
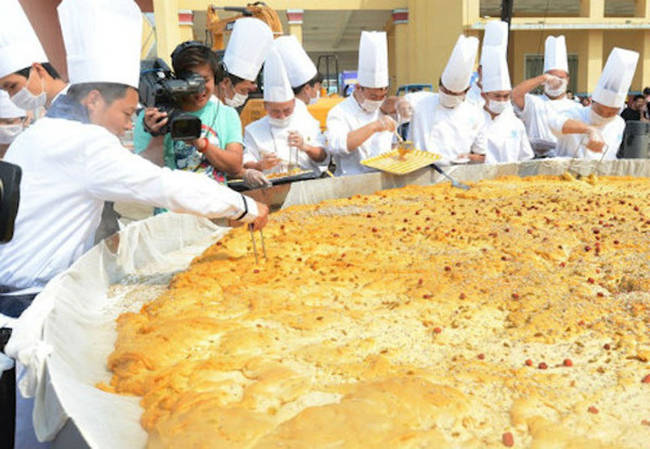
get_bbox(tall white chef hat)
[0,0,49,79]
[482,45,511,92]
[0,90,26,118]
[263,47,294,103]
[58,0,142,88]
[480,20,508,66]
[592,47,639,108]
[544,35,569,74]
[441,35,479,93]
[275,35,317,88]
[357,31,389,88]
[223,18,274,82]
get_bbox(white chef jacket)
[547,105,625,160]
[466,80,485,108]
[514,93,583,146]
[406,92,484,164]
[0,117,259,292]
[475,107,534,164]
[243,100,328,174]
[326,95,393,177]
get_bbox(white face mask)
[0,123,24,144]
[544,78,568,98]
[309,91,320,105]
[439,91,464,109]
[360,98,383,113]
[589,108,616,127]
[11,83,47,111]
[225,91,248,108]
[488,99,509,115]
[268,114,292,128]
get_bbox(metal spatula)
[431,164,470,190]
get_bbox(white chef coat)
[243,100,328,174]
[514,93,583,146]
[326,95,393,177]
[466,80,485,108]
[475,107,534,164]
[547,105,625,160]
[0,117,259,293]
[406,92,484,164]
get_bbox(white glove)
[585,126,605,153]
[376,115,397,133]
[242,168,272,189]
[396,99,413,122]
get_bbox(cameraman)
[134,42,244,182]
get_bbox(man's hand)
[250,202,269,231]
[288,131,305,151]
[458,153,485,163]
[242,168,272,189]
[260,152,281,171]
[396,99,413,122]
[543,74,564,89]
[375,115,397,133]
[585,126,605,153]
[143,107,168,134]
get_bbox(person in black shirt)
[620,94,648,122]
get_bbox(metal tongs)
[566,135,610,179]
[249,224,267,264]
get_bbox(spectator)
[643,86,650,118]
[620,94,648,122]
[566,89,574,100]
[580,96,591,107]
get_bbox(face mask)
[544,78,568,98]
[225,91,248,108]
[0,123,24,144]
[11,77,47,110]
[589,108,616,127]
[439,91,464,109]
[309,91,320,105]
[360,98,383,113]
[268,114,292,128]
[488,99,509,115]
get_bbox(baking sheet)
[361,149,441,175]
[33,159,649,449]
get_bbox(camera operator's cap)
[480,20,508,66]
[544,36,568,74]
[0,0,49,79]
[357,31,388,89]
[593,47,639,108]
[275,35,317,88]
[0,90,26,118]
[58,0,142,88]
[223,18,273,82]
[263,47,294,103]
[482,45,511,93]
[441,34,479,93]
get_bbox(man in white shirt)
[407,34,483,164]
[242,46,327,186]
[470,46,534,164]
[326,31,397,176]
[512,36,582,156]
[547,47,638,160]
[0,2,268,447]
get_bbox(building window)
[524,54,579,93]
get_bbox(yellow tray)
[361,149,442,175]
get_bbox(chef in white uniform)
[466,20,509,108]
[406,35,483,164]
[0,91,26,158]
[547,47,638,160]
[0,2,268,447]
[326,31,396,176]
[472,46,534,164]
[0,0,69,113]
[512,36,583,156]
[275,35,322,110]
[242,46,327,184]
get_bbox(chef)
[0,1,268,447]
[471,46,534,164]
[212,18,273,108]
[512,36,582,156]
[0,91,26,158]
[241,46,327,186]
[326,31,397,176]
[547,47,638,160]
[406,34,484,164]
[0,0,69,113]
[275,35,323,109]
[466,20,509,108]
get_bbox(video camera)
[0,161,21,243]
[139,59,205,141]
